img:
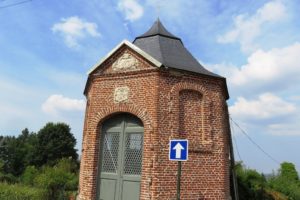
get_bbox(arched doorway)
[97,113,144,200]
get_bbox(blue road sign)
[169,139,188,161]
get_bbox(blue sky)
[1,0,300,173]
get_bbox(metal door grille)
[123,133,143,175]
[101,132,120,173]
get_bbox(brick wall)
[78,46,231,200]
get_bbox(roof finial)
[154,1,161,19]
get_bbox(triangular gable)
[87,40,162,75]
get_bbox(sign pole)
[169,139,187,200]
[176,161,182,200]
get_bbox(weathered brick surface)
[78,46,231,200]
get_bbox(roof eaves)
[87,40,162,75]
[133,34,183,44]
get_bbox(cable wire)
[0,0,32,9]
[230,116,281,165]
[230,119,242,161]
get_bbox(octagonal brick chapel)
[79,19,235,200]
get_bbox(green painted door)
[97,114,144,200]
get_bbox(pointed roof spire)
[135,18,180,41]
[133,20,221,78]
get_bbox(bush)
[268,162,300,199]
[21,166,38,186]
[0,173,18,184]
[235,162,275,200]
[0,160,17,184]
[34,158,78,199]
[0,182,47,200]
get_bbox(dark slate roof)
[133,19,221,78]
[135,18,180,40]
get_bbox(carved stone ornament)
[114,87,129,103]
[112,52,139,71]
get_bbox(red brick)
[78,46,231,200]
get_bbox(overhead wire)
[229,116,281,165]
[0,0,32,9]
[230,118,242,161]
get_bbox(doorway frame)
[95,112,147,200]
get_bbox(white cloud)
[0,104,32,120]
[229,93,296,120]
[205,62,239,80]
[289,95,300,101]
[268,123,300,135]
[217,0,286,52]
[52,16,101,48]
[232,42,300,86]
[209,43,300,92]
[118,0,144,22]
[42,94,85,115]
[208,42,300,138]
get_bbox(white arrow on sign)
[173,142,184,158]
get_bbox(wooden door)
[97,114,144,200]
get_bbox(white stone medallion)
[112,52,139,71]
[114,86,129,103]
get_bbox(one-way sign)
[169,139,188,161]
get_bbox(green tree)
[0,129,38,176]
[0,135,24,176]
[21,166,39,186]
[0,123,78,176]
[34,158,78,200]
[235,162,274,200]
[269,162,300,200]
[36,122,78,166]
[19,128,39,167]
[280,162,299,181]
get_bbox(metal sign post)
[169,139,188,200]
[177,161,182,200]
